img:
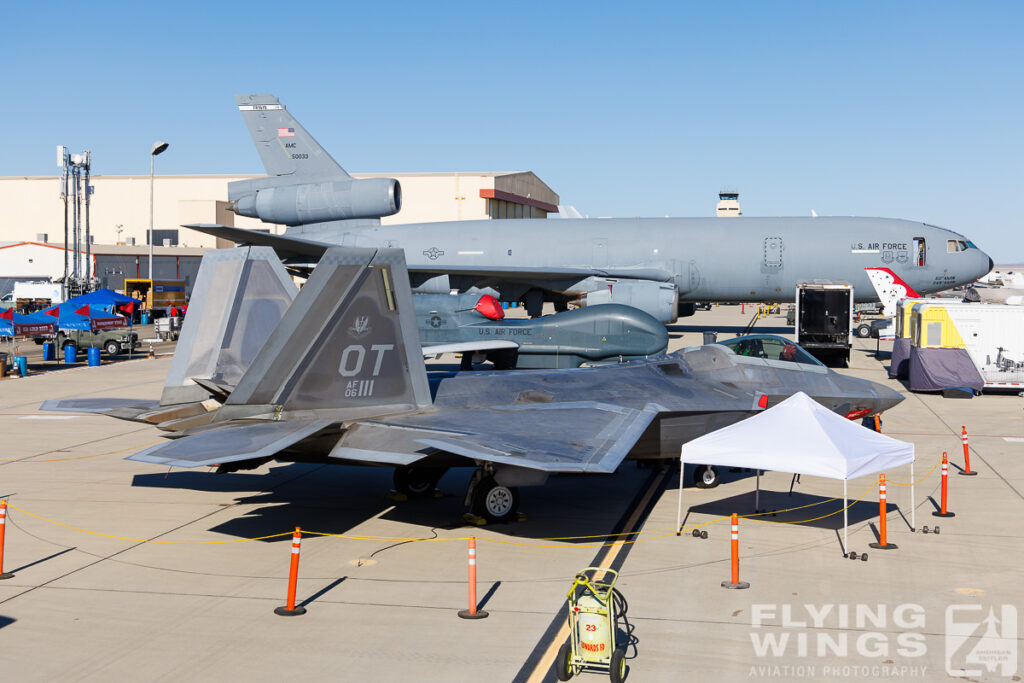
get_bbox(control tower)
[716,190,741,217]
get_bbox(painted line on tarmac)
[513,466,669,683]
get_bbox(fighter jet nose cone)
[875,384,905,413]
[988,257,994,272]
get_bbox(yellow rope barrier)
[7,503,293,544]
[2,457,947,548]
[744,481,876,526]
[887,458,940,485]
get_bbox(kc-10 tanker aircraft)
[43,246,903,523]
[183,94,992,324]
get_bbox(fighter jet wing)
[332,401,663,474]
[40,398,211,425]
[127,419,334,468]
[40,398,161,420]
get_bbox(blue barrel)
[42,342,55,361]
[64,344,77,363]
[87,347,102,366]
[14,356,28,376]
[140,313,150,325]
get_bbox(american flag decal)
[278,127,295,137]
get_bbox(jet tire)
[471,476,520,523]
[393,466,446,497]
[694,465,720,489]
[488,348,519,370]
[555,642,573,681]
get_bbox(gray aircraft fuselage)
[290,215,991,304]
[193,94,993,326]
[415,294,668,368]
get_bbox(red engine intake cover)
[474,295,505,320]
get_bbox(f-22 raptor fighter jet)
[42,246,903,523]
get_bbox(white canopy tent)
[677,392,916,551]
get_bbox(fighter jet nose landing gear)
[694,464,720,488]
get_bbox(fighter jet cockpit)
[714,334,823,366]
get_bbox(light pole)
[148,141,169,304]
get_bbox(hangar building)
[0,171,558,296]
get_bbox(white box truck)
[910,301,1024,390]
[13,281,63,312]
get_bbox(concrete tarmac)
[0,305,1021,682]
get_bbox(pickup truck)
[44,329,139,357]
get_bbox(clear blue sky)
[3,1,1021,260]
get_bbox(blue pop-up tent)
[60,289,142,314]
[0,311,57,337]
[39,304,128,331]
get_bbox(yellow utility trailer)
[124,279,186,311]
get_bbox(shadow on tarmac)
[683,489,893,531]
[131,461,661,544]
[0,616,15,630]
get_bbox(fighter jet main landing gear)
[694,465,720,489]
[393,466,447,497]
[465,469,521,523]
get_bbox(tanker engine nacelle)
[579,278,679,324]
[231,177,401,226]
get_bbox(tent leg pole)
[676,460,684,535]
[911,461,916,532]
[755,471,760,512]
[843,479,848,555]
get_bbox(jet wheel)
[471,477,520,523]
[694,465,720,489]
[488,348,518,370]
[393,466,446,497]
